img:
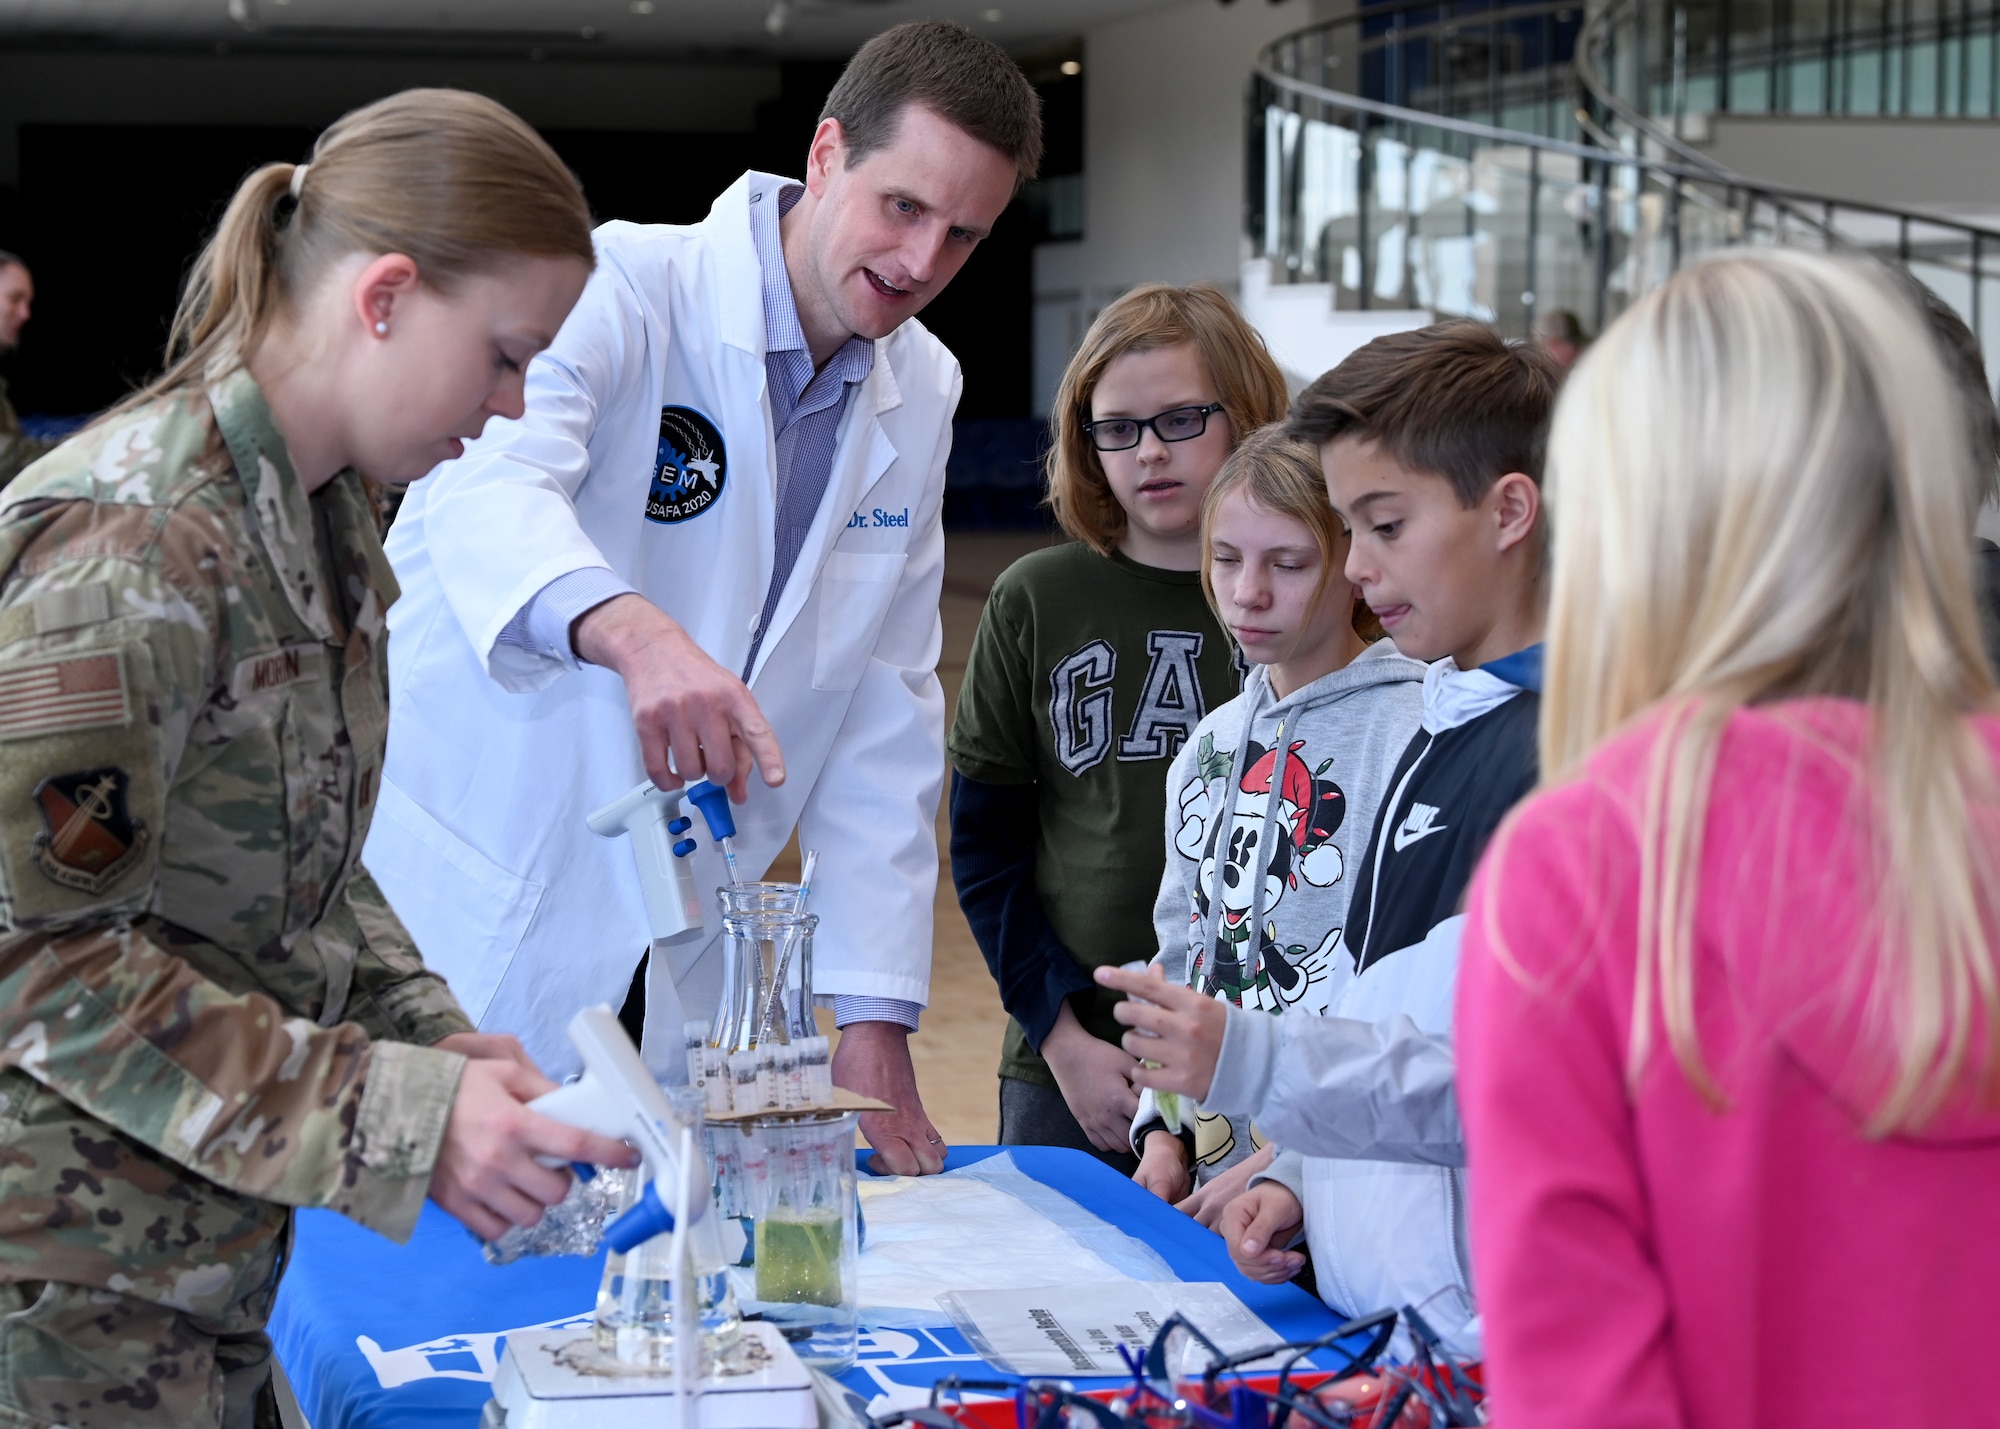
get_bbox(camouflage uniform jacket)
[0,375,54,491]
[0,367,473,1328]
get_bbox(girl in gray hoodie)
[1129,427,1424,1216]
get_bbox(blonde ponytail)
[118,88,592,415]
[146,162,298,408]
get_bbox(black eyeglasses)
[1081,403,1226,452]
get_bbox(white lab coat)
[364,171,955,1079]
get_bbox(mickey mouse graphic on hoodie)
[1133,640,1425,1178]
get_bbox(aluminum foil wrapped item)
[482,1166,638,1265]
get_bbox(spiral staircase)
[1245,0,2000,365]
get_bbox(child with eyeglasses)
[947,284,1284,1171]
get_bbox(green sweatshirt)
[948,542,1243,1086]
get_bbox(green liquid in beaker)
[754,1214,844,1307]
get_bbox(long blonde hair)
[1540,248,2000,1133]
[118,88,592,415]
[1046,284,1287,554]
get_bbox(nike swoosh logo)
[1393,818,1448,853]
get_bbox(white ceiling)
[0,0,1173,60]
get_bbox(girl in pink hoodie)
[1458,249,2000,1429]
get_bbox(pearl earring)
[374,321,389,336]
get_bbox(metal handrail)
[1580,0,2000,124]
[1250,7,2000,345]
[1255,40,2000,237]
[1576,0,1742,171]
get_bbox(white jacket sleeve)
[1201,903,1466,1166]
[417,246,649,693]
[1201,1004,1463,1166]
[792,373,957,1006]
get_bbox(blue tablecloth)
[272,1145,1349,1428]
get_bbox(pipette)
[589,778,739,947]
[683,781,740,890]
[755,849,818,1045]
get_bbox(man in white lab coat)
[366,23,1041,1174]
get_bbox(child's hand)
[1176,1141,1275,1230]
[1221,1183,1307,1284]
[1041,1003,1142,1154]
[1094,963,1227,1102]
[1133,1129,1193,1204]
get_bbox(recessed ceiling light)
[982,8,1003,20]
[631,0,654,11]
[1060,59,1082,75]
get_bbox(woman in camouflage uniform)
[0,90,633,1428]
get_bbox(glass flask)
[712,888,818,1051]
[592,1085,742,1369]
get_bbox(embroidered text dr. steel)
[847,507,910,529]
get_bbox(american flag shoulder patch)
[0,651,131,741]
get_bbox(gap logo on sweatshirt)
[1048,631,1210,774]
[1176,731,1347,1015]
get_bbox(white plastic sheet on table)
[854,1153,1175,1328]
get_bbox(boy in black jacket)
[1098,323,1559,1356]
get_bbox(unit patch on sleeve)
[0,652,130,741]
[645,406,728,525]
[31,766,149,893]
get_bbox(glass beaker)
[593,1086,742,1369]
[712,898,818,1051]
[738,1111,859,1371]
[718,881,806,917]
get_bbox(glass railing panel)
[1788,55,1829,110]
[1684,73,1723,110]
[1668,184,1749,266]
[1263,105,1298,267]
[1909,40,1944,112]
[1731,61,1774,109]
[1845,44,1887,111]
[1471,148,1539,332]
[1302,117,1368,285]
[1526,157,1610,331]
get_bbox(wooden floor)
[773,530,1060,1147]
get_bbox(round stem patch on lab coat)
[646,406,728,524]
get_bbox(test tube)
[805,1035,833,1104]
[775,1043,801,1109]
[683,1020,708,1093]
[702,1046,731,1117]
[756,1045,781,1111]
[782,1133,812,1217]
[812,1120,844,1208]
[741,1126,772,1219]
[711,1133,743,1218]
[729,1050,760,1116]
